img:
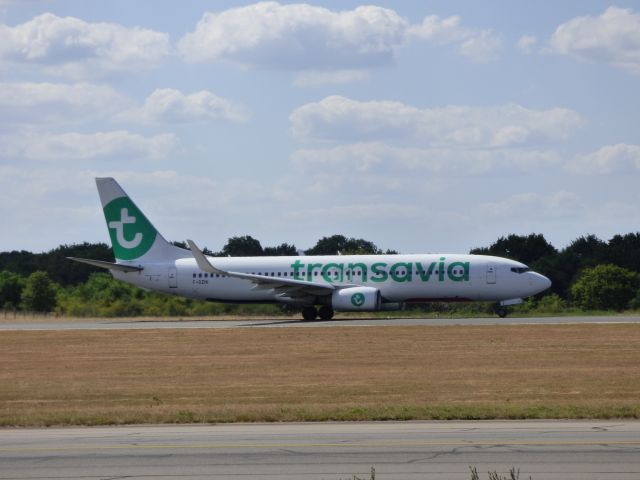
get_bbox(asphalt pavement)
[1,421,639,479]
[1,315,639,330]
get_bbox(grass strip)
[1,324,639,426]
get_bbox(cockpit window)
[510,267,530,274]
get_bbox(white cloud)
[477,191,581,218]
[292,143,562,175]
[0,83,248,127]
[517,35,537,54]
[0,130,178,161]
[178,3,503,70]
[548,6,640,74]
[284,203,423,222]
[458,30,502,62]
[178,2,407,69]
[409,14,502,62]
[408,14,470,44]
[0,82,132,123]
[293,69,369,87]
[290,96,584,147]
[0,13,170,77]
[568,144,640,174]
[119,88,250,124]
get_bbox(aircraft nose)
[531,272,551,293]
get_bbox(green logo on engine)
[351,293,365,307]
[103,197,156,260]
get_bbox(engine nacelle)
[331,286,381,311]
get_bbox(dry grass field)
[1,324,639,426]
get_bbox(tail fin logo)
[103,197,156,260]
[109,208,142,249]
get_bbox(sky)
[1,1,639,255]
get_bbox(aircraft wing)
[187,240,339,298]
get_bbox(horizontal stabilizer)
[67,257,143,273]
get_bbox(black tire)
[496,307,508,318]
[318,306,334,321]
[302,306,318,321]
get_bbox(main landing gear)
[301,306,335,321]
[495,306,508,318]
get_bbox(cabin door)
[486,264,496,284]
[168,267,178,288]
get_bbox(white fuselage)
[113,253,551,306]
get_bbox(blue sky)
[1,1,639,254]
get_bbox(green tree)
[531,235,614,299]
[0,271,25,310]
[222,236,264,256]
[306,235,382,255]
[20,271,58,312]
[0,242,113,286]
[571,264,639,311]
[471,233,557,265]
[46,242,114,285]
[263,243,298,256]
[607,233,640,272]
[563,234,609,269]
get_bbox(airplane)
[69,178,552,321]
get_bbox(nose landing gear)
[495,306,508,318]
[494,298,522,318]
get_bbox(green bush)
[535,293,566,313]
[629,289,640,310]
[0,271,24,310]
[57,272,144,317]
[21,271,58,312]
[571,264,639,311]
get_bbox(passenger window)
[198,273,202,278]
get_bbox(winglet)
[187,240,227,275]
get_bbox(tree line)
[1,233,639,315]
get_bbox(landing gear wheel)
[318,306,334,321]
[496,307,508,318]
[302,306,318,321]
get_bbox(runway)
[1,421,639,479]
[1,315,640,331]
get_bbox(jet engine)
[331,286,381,311]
